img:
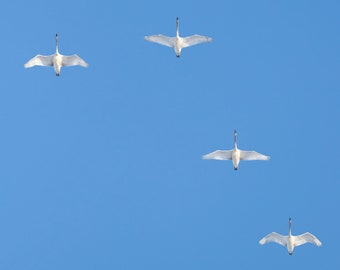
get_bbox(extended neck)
[55,34,59,54]
[234,130,238,149]
[288,218,292,236]
[176,17,179,37]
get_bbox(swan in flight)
[24,34,88,76]
[259,218,322,255]
[202,130,269,170]
[144,17,212,57]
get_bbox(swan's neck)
[234,130,238,149]
[176,17,179,37]
[288,218,292,236]
[55,34,59,54]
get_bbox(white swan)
[259,218,322,255]
[202,130,269,170]
[144,17,212,57]
[24,34,88,76]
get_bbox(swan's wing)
[202,150,233,160]
[259,232,287,246]
[239,150,270,161]
[24,54,54,68]
[61,54,88,67]
[294,232,322,247]
[144,35,174,47]
[182,35,212,48]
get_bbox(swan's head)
[289,217,292,224]
[55,33,58,40]
[234,130,237,136]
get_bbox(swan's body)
[259,218,322,255]
[24,34,88,76]
[202,130,269,170]
[144,17,212,57]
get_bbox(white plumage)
[259,218,322,255]
[24,34,88,76]
[202,130,269,170]
[145,17,212,57]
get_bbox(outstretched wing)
[202,150,233,160]
[62,54,88,67]
[294,232,322,247]
[144,35,174,47]
[239,150,270,161]
[24,54,54,68]
[259,232,287,246]
[182,35,212,48]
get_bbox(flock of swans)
[23,17,322,255]
[24,17,211,75]
[202,131,321,254]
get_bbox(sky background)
[0,0,339,269]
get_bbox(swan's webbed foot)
[288,252,293,255]
[234,167,238,170]
[56,73,60,76]
[176,54,180,58]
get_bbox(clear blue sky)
[0,0,339,269]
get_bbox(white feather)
[145,17,212,57]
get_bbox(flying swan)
[259,218,322,255]
[202,130,269,170]
[24,34,88,76]
[144,17,212,57]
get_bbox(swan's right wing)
[202,150,233,160]
[62,54,88,67]
[259,232,287,246]
[295,232,322,247]
[182,35,212,48]
[24,54,54,68]
[144,35,174,47]
[239,150,270,161]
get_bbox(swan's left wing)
[62,55,88,67]
[295,232,322,247]
[259,232,287,246]
[182,35,212,48]
[144,35,174,47]
[24,54,54,68]
[239,150,270,161]
[202,150,233,160]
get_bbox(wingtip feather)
[259,238,266,245]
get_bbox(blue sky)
[0,0,339,269]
